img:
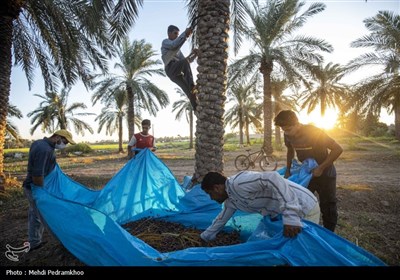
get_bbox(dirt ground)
[1,143,399,267]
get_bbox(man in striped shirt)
[200,171,320,242]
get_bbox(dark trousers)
[308,175,338,232]
[165,59,197,110]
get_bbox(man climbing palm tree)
[161,25,199,111]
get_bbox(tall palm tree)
[172,88,195,149]
[186,0,234,182]
[27,88,94,136]
[299,62,347,117]
[0,0,143,189]
[347,11,400,140]
[91,38,169,142]
[95,89,130,153]
[225,78,262,146]
[228,0,332,154]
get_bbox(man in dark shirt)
[274,110,343,232]
[23,129,76,251]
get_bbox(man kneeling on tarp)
[200,171,320,241]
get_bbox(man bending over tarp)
[199,171,320,242]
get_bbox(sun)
[298,108,338,130]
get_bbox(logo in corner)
[5,242,30,262]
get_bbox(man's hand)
[312,166,324,177]
[191,48,199,56]
[199,237,209,247]
[185,27,193,38]
[32,176,44,187]
[283,224,302,238]
[200,232,213,245]
[187,48,199,63]
[284,169,291,179]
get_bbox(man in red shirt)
[127,119,156,159]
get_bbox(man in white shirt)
[200,171,320,242]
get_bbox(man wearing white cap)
[22,129,76,251]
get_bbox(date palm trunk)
[395,103,400,141]
[0,2,23,191]
[192,0,230,183]
[118,115,123,153]
[189,111,193,149]
[245,120,250,146]
[274,105,282,147]
[260,61,274,155]
[126,86,135,140]
[239,111,244,146]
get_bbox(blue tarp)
[32,149,386,266]
[277,158,318,188]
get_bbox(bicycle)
[234,147,278,171]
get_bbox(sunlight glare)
[298,108,338,130]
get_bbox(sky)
[9,0,400,143]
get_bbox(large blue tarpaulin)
[32,149,386,266]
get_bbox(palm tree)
[172,88,195,149]
[271,77,298,147]
[0,103,22,191]
[186,0,235,182]
[228,0,332,154]
[347,11,400,140]
[91,38,169,142]
[0,0,143,189]
[6,104,22,143]
[225,78,262,146]
[27,88,94,136]
[95,89,132,153]
[299,62,347,118]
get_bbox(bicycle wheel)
[259,155,278,171]
[235,155,250,171]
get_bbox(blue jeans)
[23,187,44,248]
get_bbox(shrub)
[65,143,93,154]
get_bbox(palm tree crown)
[225,77,262,146]
[0,0,143,189]
[91,38,169,141]
[96,89,131,153]
[299,62,348,117]
[27,88,94,137]
[347,10,400,140]
[6,104,23,143]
